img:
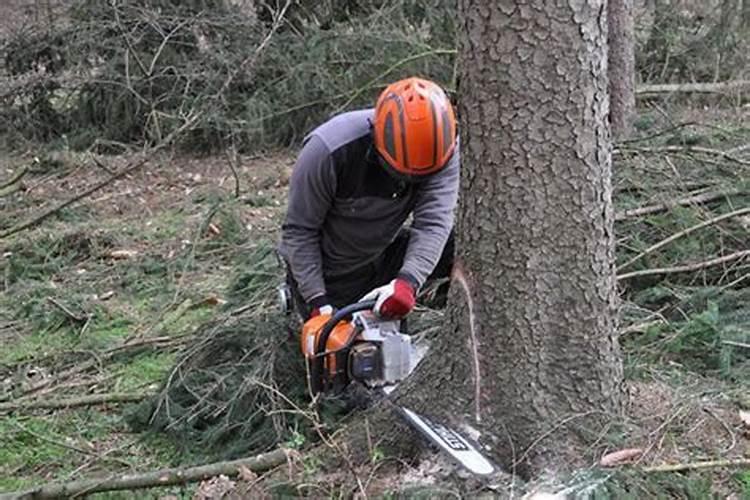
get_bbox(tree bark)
[608,0,636,139]
[398,1,624,477]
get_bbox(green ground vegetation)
[0,105,748,497]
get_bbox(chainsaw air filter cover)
[352,313,414,387]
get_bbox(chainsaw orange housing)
[301,316,356,376]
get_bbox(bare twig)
[46,297,87,323]
[0,166,28,190]
[636,80,750,96]
[113,4,149,77]
[617,250,750,280]
[0,182,25,198]
[722,340,750,349]
[333,48,457,114]
[642,457,750,473]
[224,137,242,198]
[619,206,750,269]
[619,319,667,337]
[8,420,132,469]
[2,449,290,500]
[212,0,292,102]
[617,145,750,166]
[0,392,151,413]
[89,155,116,175]
[702,407,737,454]
[0,335,191,403]
[514,411,597,468]
[0,112,200,240]
[0,158,148,239]
[614,188,743,221]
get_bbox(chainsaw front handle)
[315,300,376,358]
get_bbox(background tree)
[399,0,624,476]
[608,0,636,139]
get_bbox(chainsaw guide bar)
[399,407,496,476]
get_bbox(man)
[279,77,459,324]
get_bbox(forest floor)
[0,103,749,498]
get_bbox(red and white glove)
[362,278,416,319]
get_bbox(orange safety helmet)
[373,77,457,178]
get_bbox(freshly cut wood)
[600,448,643,466]
[2,449,289,499]
[107,249,139,259]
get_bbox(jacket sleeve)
[399,144,460,288]
[279,135,336,302]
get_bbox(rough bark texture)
[397,1,625,477]
[608,0,636,139]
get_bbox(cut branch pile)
[0,0,456,152]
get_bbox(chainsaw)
[299,299,496,476]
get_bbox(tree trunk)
[608,0,637,139]
[397,1,624,477]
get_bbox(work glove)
[362,278,416,319]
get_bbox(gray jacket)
[279,109,459,303]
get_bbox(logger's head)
[372,77,457,180]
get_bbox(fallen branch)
[0,182,24,198]
[0,335,190,403]
[0,166,28,190]
[619,319,667,337]
[46,297,87,323]
[636,80,750,96]
[0,392,151,413]
[616,145,750,166]
[619,206,750,269]
[614,188,742,221]
[722,340,750,349]
[0,82,206,241]
[617,250,750,281]
[642,457,750,473]
[2,448,291,500]
[0,157,148,240]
